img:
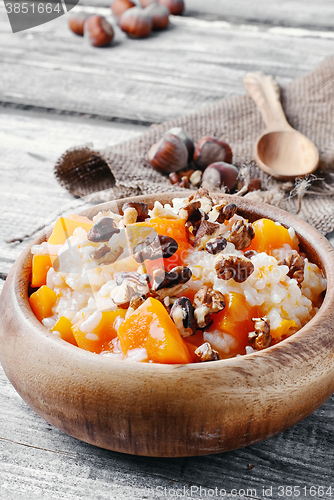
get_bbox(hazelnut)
[166,127,194,161]
[148,133,188,174]
[202,162,239,191]
[69,12,89,36]
[159,0,184,15]
[144,3,169,29]
[85,15,114,47]
[119,7,152,38]
[194,136,233,170]
[111,0,136,20]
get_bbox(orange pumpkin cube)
[248,218,299,254]
[51,316,78,346]
[118,297,192,364]
[31,254,52,288]
[48,215,93,246]
[72,309,126,354]
[29,285,57,322]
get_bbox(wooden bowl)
[1,192,334,457]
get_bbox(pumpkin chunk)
[31,254,52,288]
[48,215,93,246]
[72,309,126,354]
[248,218,298,254]
[118,297,192,364]
[29,285,57,322]
[51,316,78,346]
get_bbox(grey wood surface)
[1,0,334,498]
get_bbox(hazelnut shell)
[148,133,188,174]
[202,162,239,191]
[119,7,152,38]
[85,15,114,47]
[111,0,136,20]
[144,3,169,30]
[194,136,233,170]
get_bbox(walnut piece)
[227,220,255,250]
[193,286,225,328]
[195,342,220,362]
[151,266,192,292]
[88,217,120,243]
[112,271,150,307]
[248,316,271,351]
[278,250,305,287]
[214,254,254,283]
[170,297,196,338]
[122,202,148,222]
[90,243,124,265]
[133,234,178,263]
[193,220,220,249]
[205,235,227,255]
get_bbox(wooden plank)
[0,108,147,272]
[78,0,334,31]
[0,6,334,123]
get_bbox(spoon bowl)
[256,129,319,180]
[244,72,319,180]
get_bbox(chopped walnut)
[193,220,220,249]
[193,286,225,328]
[205,235,227,255]
[278,250,305,287]
[90,243,124,265]
[170,297,196,338]
[227,220,255,250]
[151,266,192,292]
[248,317,271,351]
[215,254,254,283]
[187,188,213,213]
[216,203,237,223]
[133,234,178,263]
[195,342,220,362]
[88,217,120,243]
[179,201,202,224]
[122,202,148,222]
[244,249,257,259]
[112,272,150,307]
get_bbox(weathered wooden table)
[1,1,334,498]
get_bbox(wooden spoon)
[243,72,319,180]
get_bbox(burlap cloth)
[55,56,334,234]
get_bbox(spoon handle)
[243,72,291,131]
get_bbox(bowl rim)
[10,191,334,372]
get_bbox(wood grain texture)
[0,108,147,275]
[1,5,334,123]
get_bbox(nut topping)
[90,243,124,265]
[133,234,178,263]
[122,202,149,222]
[195,342,220,362]
[193,220,220,248]
[179,201,202,224]
[278,250,305,287]
[112,271,151,307]
[205,235,227,255]
[88,217,120,243]
[216,203,237,223]
[193,286,225,329]
[188,188,213,213]
[244,249,257,259]
[248,317,271,351]
[227,220,255,250]
[151,266,192,292]
[170,297,196,338]
[215,254,254,283]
